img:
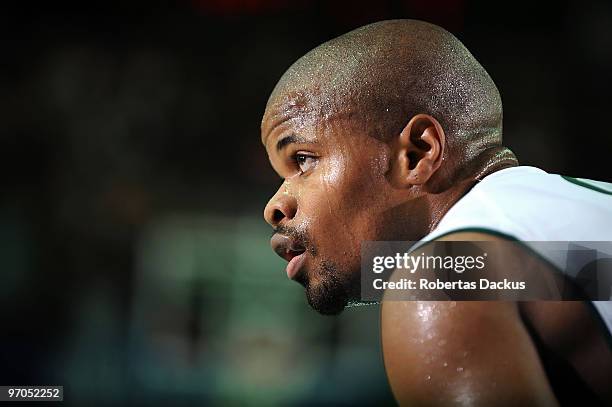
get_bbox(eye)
[295,153,318,174]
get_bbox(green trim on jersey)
[561,175,612,195]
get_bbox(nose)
[264,183,297,228]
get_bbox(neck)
[472,146,519,181]
[426,146,518,234]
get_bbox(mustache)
[271,224,316,255]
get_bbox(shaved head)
[264,19,515,186]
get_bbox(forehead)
[261,85,362,150]
[263,95,319,147]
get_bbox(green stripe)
[561,175,612,195]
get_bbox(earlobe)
[391,114,445,188]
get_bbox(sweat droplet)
[438,339,447,346]
[456,367,464,372]
[426,375,431,380]
[443,362,448,367]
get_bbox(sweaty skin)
[262,20,612,405]
[382,233,612,405]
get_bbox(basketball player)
[262,20,612,405]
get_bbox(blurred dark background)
[1,0,611,406]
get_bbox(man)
[261,20,612,405]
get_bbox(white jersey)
[420,166,612,337]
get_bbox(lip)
[270,233,307,280]
[286,252,306,280]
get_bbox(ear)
[389,114,445,187]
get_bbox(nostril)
[272,208,285,224]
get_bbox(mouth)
[270,233,307,280]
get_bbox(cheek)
[316,155,354,222]
[321,153,343,186]
[309,154,387,244]
[294,159,347,242]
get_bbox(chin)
[302,260,358,315]
[306,287,349,315]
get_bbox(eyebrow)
[276,134,314,152]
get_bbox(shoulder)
[381,299,557,405]
[380,231,559,405]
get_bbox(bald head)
[264,19,513,178]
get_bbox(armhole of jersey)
[425,227,563,275]
[428,227,612,350]
[428,227,520,242]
